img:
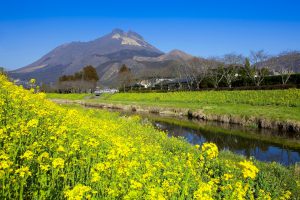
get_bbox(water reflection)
[154,121,300,166]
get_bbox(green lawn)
[47,89,300,122]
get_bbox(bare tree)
[279,66,293,85]
[174,63,185,90]
[181,63,193,90]
[207,58,225,88]
[183,57,209,90]
[247,50,270,86]
[223,53,244,88]
[271,51,297,84]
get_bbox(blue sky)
[1,0,300,69]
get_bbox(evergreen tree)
[118,64,132,92]
[83,65,99,81]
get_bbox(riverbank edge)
[50,99,300,134]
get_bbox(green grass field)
[47,89,300,122]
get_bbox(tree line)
[57,65,99,93]
[120,50,299,91]
[175,50,297,89]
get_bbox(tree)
[184,57,209,90]
[181,63,193,90]
[57,65,99,93]
[82,65,99,82]
[223,53,244,88]
[271,51,297,85]
[174,62,186,90]
[238,58,251,86]
[207,59,225,88]
[247,50,270,86]
[118,64,132,92]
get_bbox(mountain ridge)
[10,29,192,86]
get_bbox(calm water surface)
[153,121,300,166]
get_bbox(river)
[151,118,300,166]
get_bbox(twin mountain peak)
[10,29,194,86]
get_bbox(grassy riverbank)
[2,75,300,199]
[47,90,300,127]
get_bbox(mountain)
[10,29,172,85]
[264,51,300,73]
[134,49,193,62]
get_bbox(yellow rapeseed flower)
[239,160,259,179]
[64,184,92,200]
[223,173,233,181]
[15,166,31,178]
[193,181,214,200]
[52,158,65,169]
[40,164,50,172]
[57,146,65,152]
[130,180,143,190]
[20,150,34,160]
[201,142,218,159]
[27,119,39,128]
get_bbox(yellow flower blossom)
[90,172,101,183]
[193,181,214,200]
[231,181,248,200]
[257,189,272,200]
[280,190,292,200]
[201,142,218,159]
[15,166,31,178]
[0,160,13,170]
[52,158,65,169]
[40,164,50,172]
[37,152,50,163]
[27,119,39,128]
[20,150,34,160]
[239,160,259,179]
[64,184,92,200]
[223,173,233,181]
[57,146,65,152]
[130,180,143,190]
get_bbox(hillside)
[9,29,194,86]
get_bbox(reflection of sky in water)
[155,122,300,166]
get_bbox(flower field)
[98,89,300,107]
[1,74,299,199]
